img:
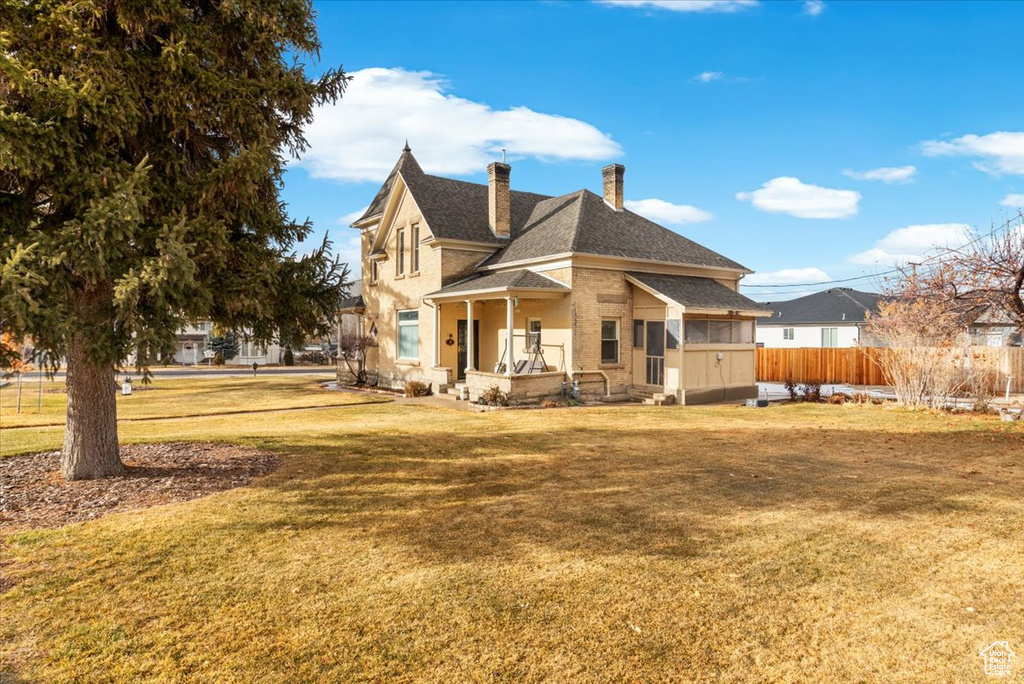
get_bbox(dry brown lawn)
[1,381,1022,682]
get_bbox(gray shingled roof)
[482,190,749,271]
[353,147,424,224]
[628,272,771,314]
[358,148,750,272]
[425,269,570,297]
[761,288,883,325]
[402,171,551,245]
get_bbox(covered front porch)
[424,269,572,402]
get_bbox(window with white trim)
[397,310,419,359]
[527,319,542,352]
[396,228,406,276]
[783,327,794,340]
[601,319,619,364]
[411,223,420,274]
[821,327,839,348]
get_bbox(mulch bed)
[0,442,278,535]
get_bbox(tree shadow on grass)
[220,425,1023,565]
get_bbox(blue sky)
[282,0,1024,300]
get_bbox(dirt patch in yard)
[0,442,278,535]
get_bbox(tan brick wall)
[441,248,488,286]
[567,267,633,394]
[361,190,438,389]
[357,186,509,389]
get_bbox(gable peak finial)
[403,140,411,153]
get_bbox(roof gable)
[357,149,751,273]
[481,190,748,271]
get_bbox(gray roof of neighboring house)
[358,148,749,272]
[627,272,771,314]
[760,288,883,325]
[425,269,570,297]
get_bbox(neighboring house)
[339,145,771,404]
[969,304,1022,346]
[757,287,1022,349]
[170,322,284,365]
[757,288,883,348]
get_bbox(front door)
[456,319,480,380]
[645,320,665,386]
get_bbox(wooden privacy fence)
[756,346,1024,392]
[756,347,887,386]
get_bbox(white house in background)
[170,322,285,365]
[757,288,883,348]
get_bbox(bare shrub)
[802,383,823,403]
[480,385,510,407]
[404,381,430,397]
[867,297,1001,410]
[784,378,800,402]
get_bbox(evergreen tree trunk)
[61,333,122,480]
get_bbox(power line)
[741,269,898,288]
[741,212,1023,291]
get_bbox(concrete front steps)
[627,386,676,406]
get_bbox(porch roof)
[625,272,773,317]
[424,269,570,301]
[338,294,365,314]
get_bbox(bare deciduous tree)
[338,334,378,385]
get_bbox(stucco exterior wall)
[757,323,862,348]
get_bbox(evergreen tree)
[0,0,349,479]
[205,330,240,362]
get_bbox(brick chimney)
[488,162,511,237]
[602,163,624,211]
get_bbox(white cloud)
[299,68,622,183]
[1001,193,1024,207]
[803,0,825,15]
[624,198,714,224]
[736,177,860,218]
[598,0,758,11]
[842,165,917,184]
[742,267,832,286]
[693,71,725,83]
[337,206,370,226]
[333,234,364,274]
[848,223,975,266]
[920,131,1024,176]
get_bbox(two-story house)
[339,145,771,404]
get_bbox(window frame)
[526,318,542,352]
[666,319,681,350]
[369,259,378,285]
[396,228,406,276]
[783,327,794,341]
[410,223,420,275]
[821,327,839,348]
[633,319,644,349]
[600,318,620,365]
[397,309,419,360]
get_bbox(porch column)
[505,296,514,377]
[433,303,441,367]
[465,300,475,372]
